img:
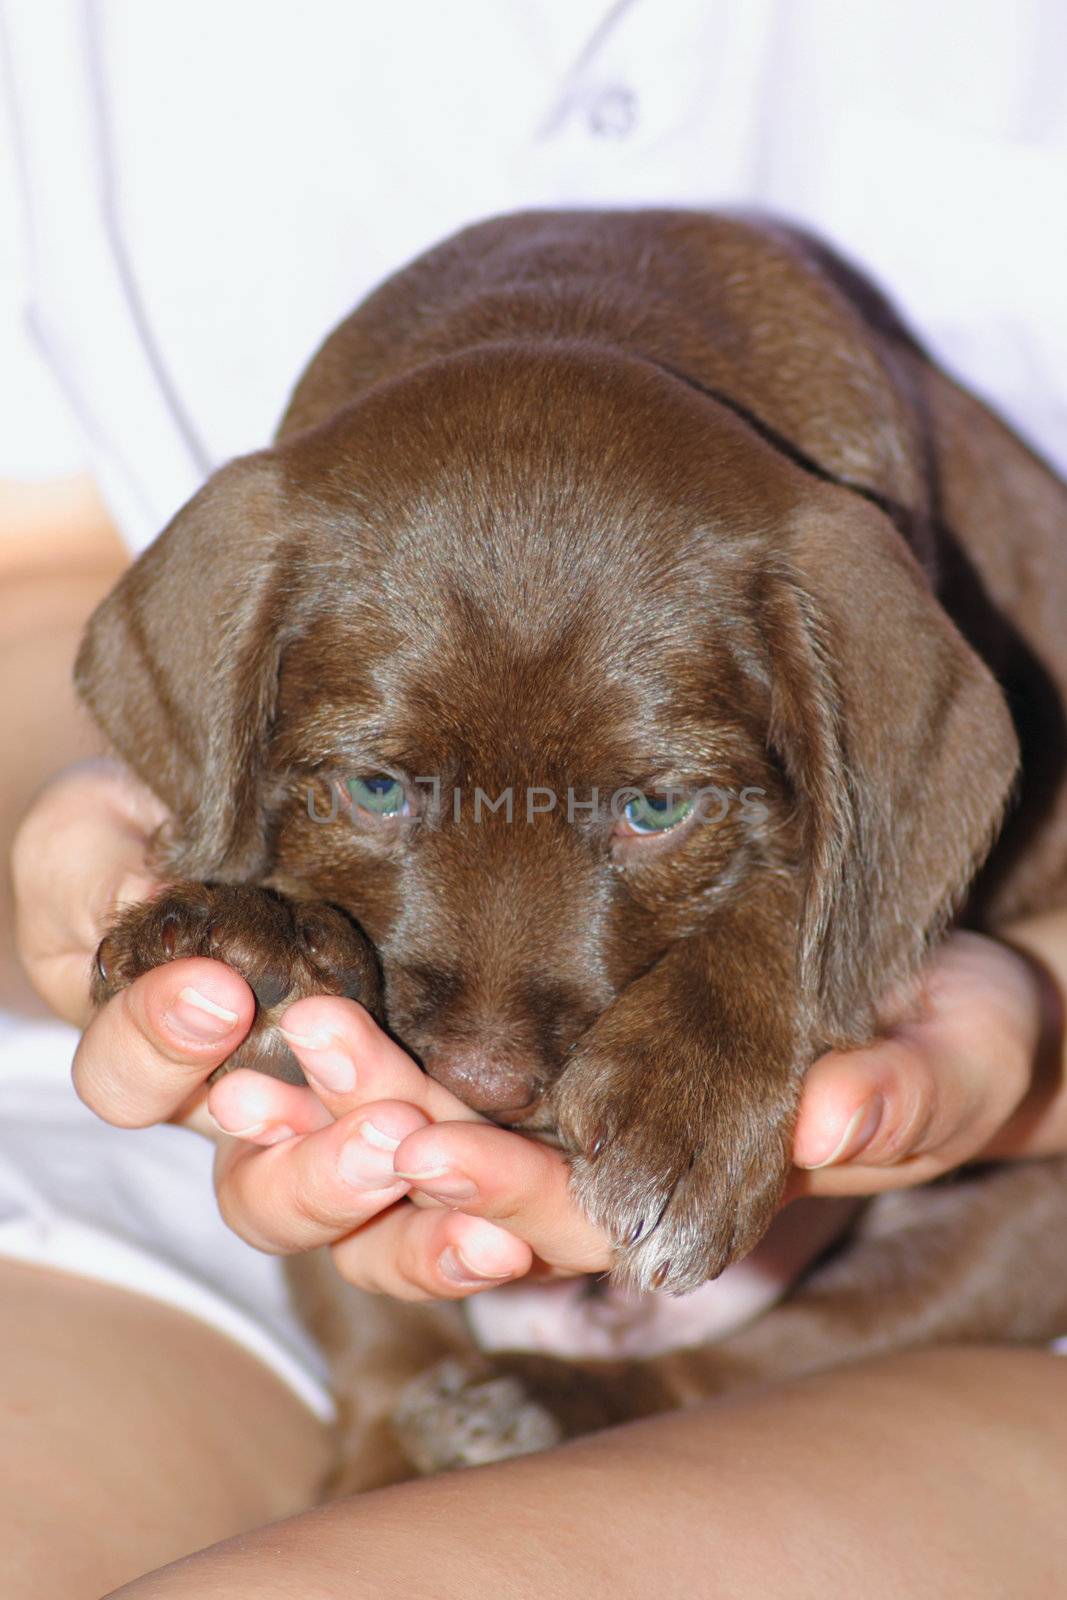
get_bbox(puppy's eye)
[617,792,694,836]
[348,774,409,817]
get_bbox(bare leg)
[111,1345,1067,1599]
[0,1260,330,1599]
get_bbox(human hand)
[13,758,259,1129]
[205,926,1060,1300]
[791,928,1060,1192]
[207,995,614,1298]
[14,758,167,1029]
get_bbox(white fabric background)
[3,0,1065,549]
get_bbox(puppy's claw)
[552,1020,796,1296]
[94,939,112,986]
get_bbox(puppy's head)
[77,343,1018,1119]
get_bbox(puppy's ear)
[764,482,1018,1043]
[75,452,293,880]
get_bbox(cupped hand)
[14,757,256,1128]
[208,996,614,1300]
[207,927,1057,1300]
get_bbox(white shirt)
[3,0,1065,554]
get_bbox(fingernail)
[279,1031,355,1093]
[361,1121,402,1152]
[168,986,240,1042]
[394,1164,478,1203]
[208,1112,294,1145]
[338,1122,408,1189]
[439,1241,515,1286]
[258,1123,296,1145]
[802,1096,884,1169]
[413,1176,479,1203]
[279,1026,336,1050]
[448,1219,517,1278]
[210,1111,266,1139]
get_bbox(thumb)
[792,1038,966,1194]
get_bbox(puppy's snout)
[423,1046,542,1119]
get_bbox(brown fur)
[79,210,1067,1487]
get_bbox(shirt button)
[587,84,639,139]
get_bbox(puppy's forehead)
[283,340,794,575]
[279,344,791,765]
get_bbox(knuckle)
[330,1243,426,1299]
[287,1165,339,1232]
[330,1248,378,1293]
[395,1278,438,1302]
[396,1237,449,1302]
[10,799,56,891]
[214,1180,251,1242]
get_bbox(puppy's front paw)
[93,881,381,1078]
[393,1356,563,1475]
[550,1000,800,1295]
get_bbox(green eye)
[621,792,694,835]
[348,774,408,816]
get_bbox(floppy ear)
[75,451,294,881]
[764,482,1019,1044]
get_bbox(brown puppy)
[81,211,1067,1485]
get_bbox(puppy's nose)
[423,1047,541,1118]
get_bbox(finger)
[792,1030,1018,1195]
[213,1099,429,1253]
[793,931,1040,1194]
[391,1121,613,1276]
[72,957,255,1127]
[207,1068,333,1142]
[277,995,484,1126]
[330,1202,531,1301]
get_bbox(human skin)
[0,1257,330,1600]
[107,1347,1067,1600]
